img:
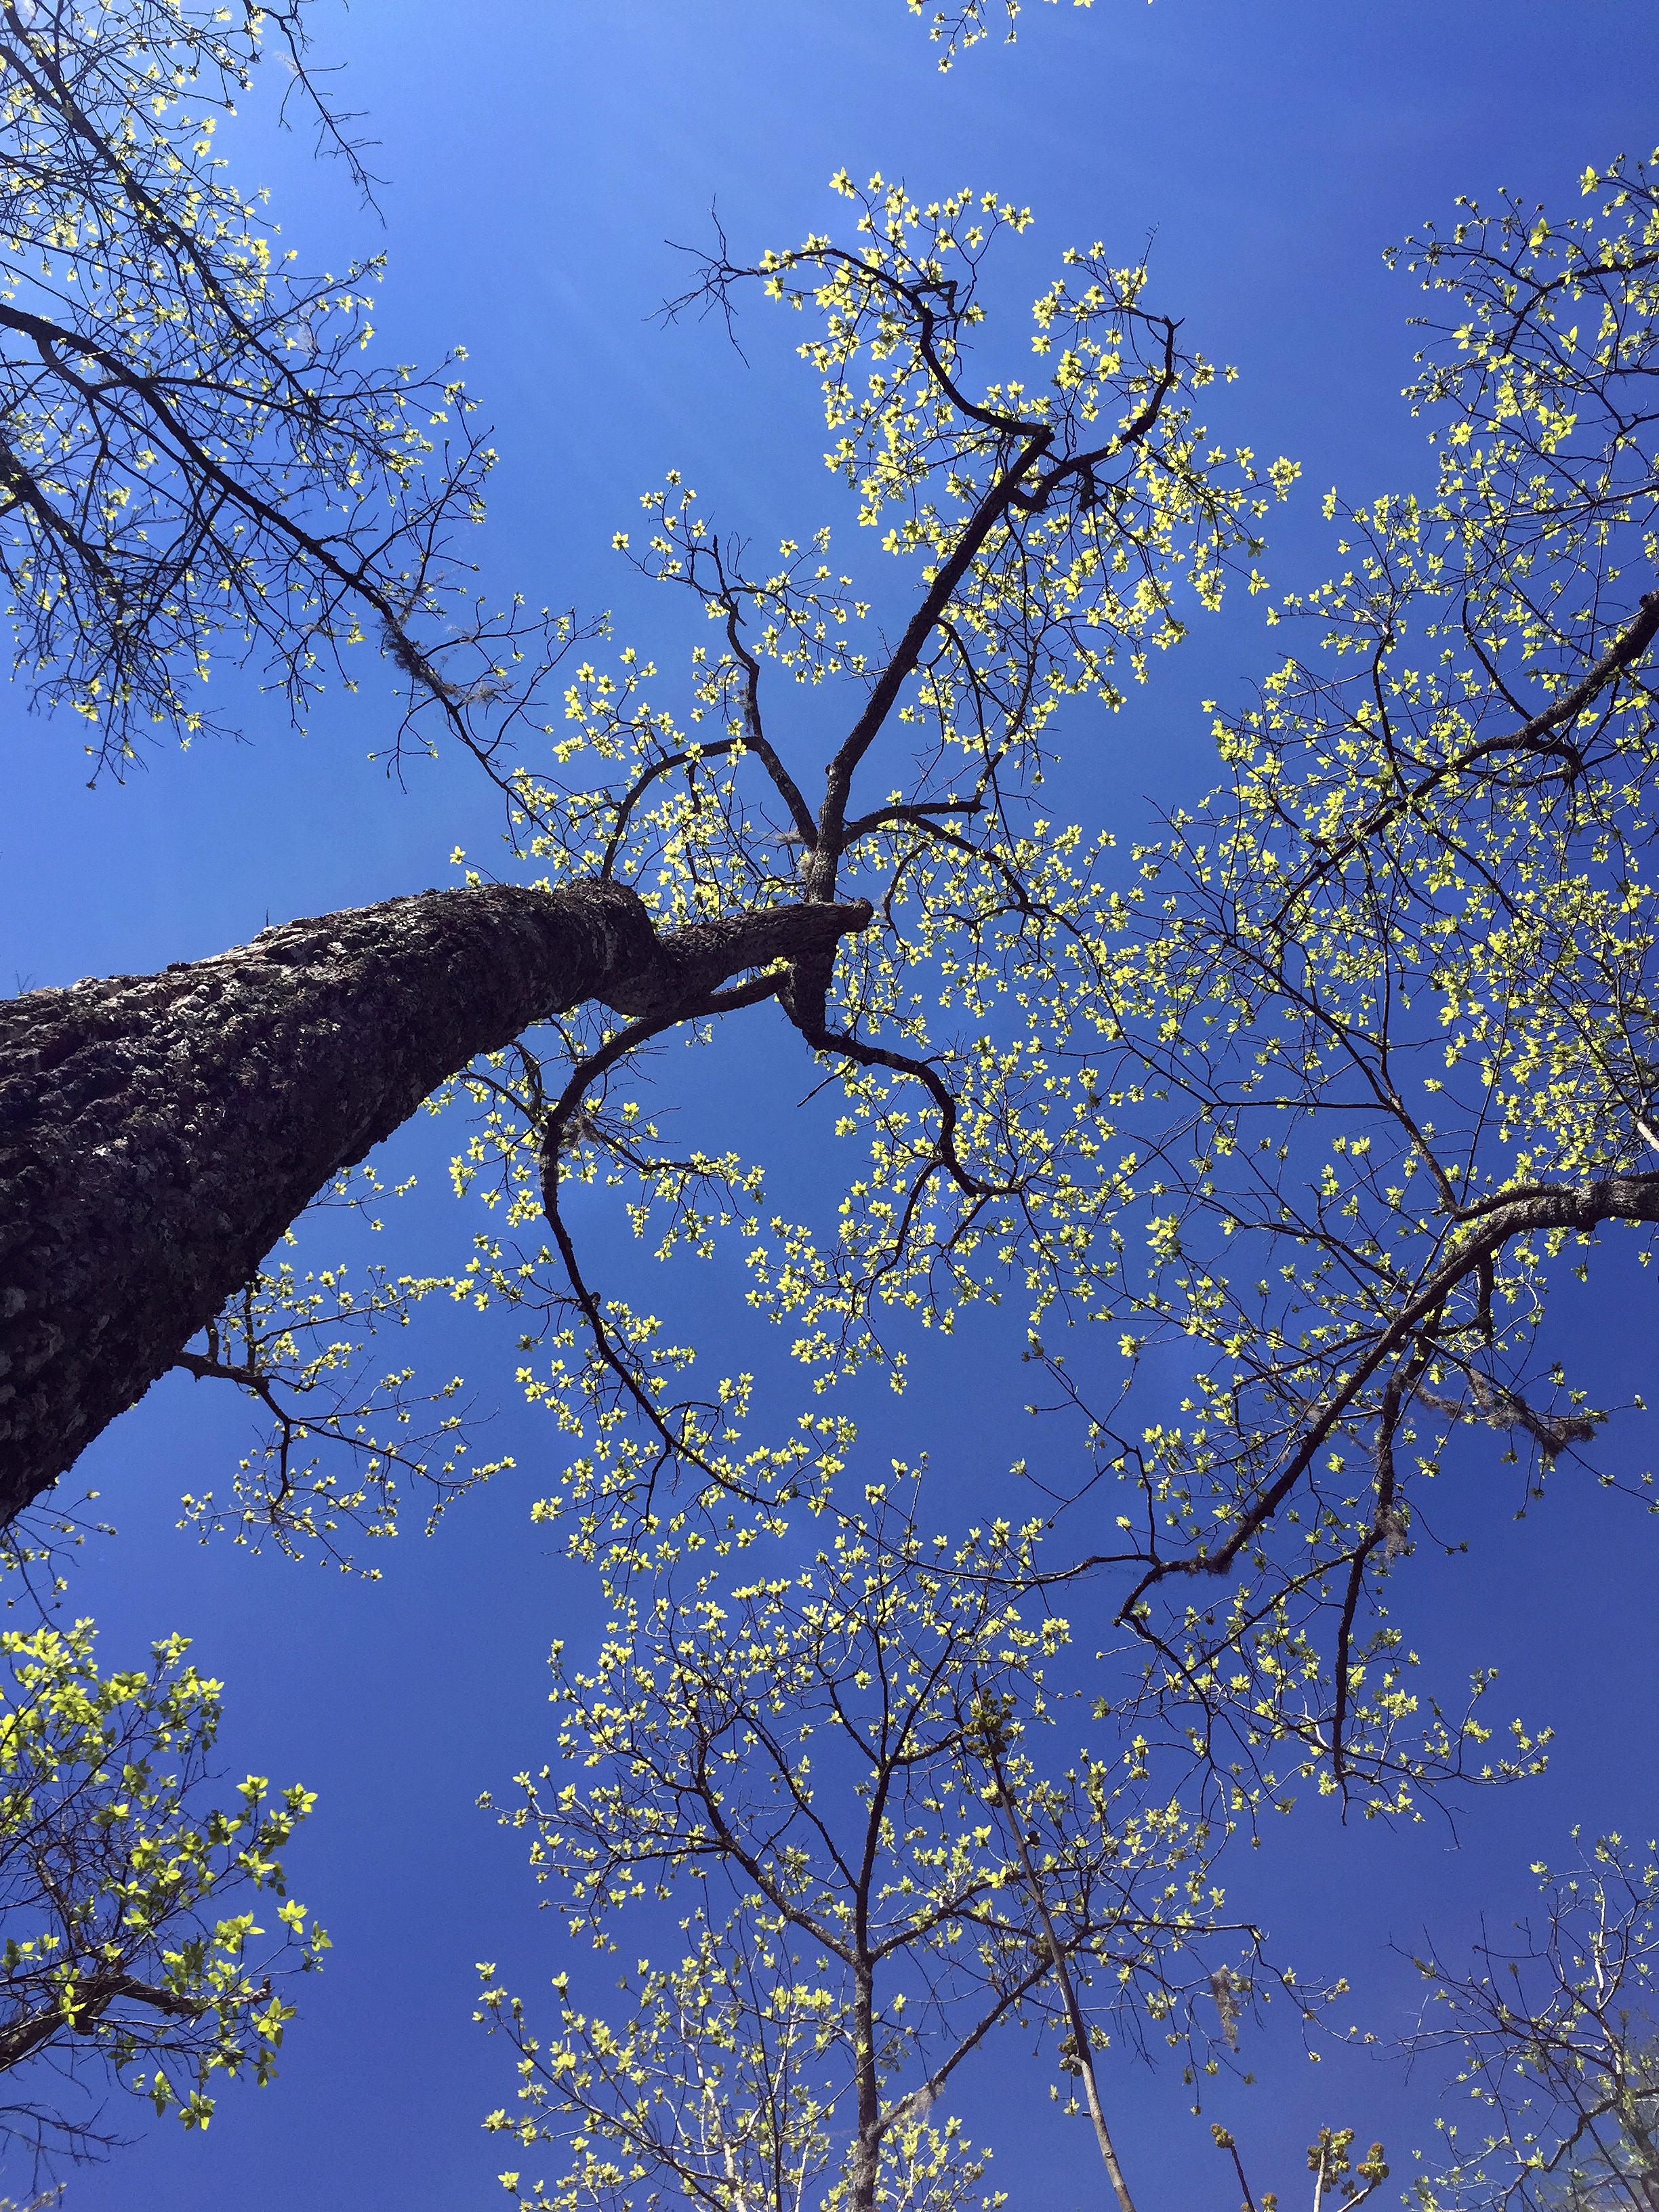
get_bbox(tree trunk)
[850,1959,880,2212]
[0,879,868,1519]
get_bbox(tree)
[1,167,1287,1517]
[0,0,585,785]
[907,0,1101,73]
[1212,2119,1390,2212]
[0,1616,325,2164]
[997,150,1659,1812]
[0,878,868,1507]
[7,1,1659,2197]
[472,1494,1281,2212]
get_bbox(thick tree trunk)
[0,880,867,1519]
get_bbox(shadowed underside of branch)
[0,882,868,1516]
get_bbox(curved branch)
[1281,586,1659,910]
[1116,1170,1659,1618]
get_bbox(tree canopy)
[2,2,1658,2204]
[0,1616,325,2164]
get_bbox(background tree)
[906,0,1099,73]
[482,1906,1006,2212]
[0,1616,325,2165]
[473,1492,1281,2212]
[0,0,1113,781]
[0,0,587,785]
[460,149,1659,2212]
[1405,1836,1659,2210]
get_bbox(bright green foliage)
[1307,2127,1391,2211]
[479,1914,1002,2212]
[0,1617,326,2154]
[1407,1837,1659,2209]
[474,1495,1278,2211]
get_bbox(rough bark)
[0,879,869,1519]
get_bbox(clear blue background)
[4,3,1658,2205]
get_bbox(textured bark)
[0,880,869,1518]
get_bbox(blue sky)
[6,2,1659,2205]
